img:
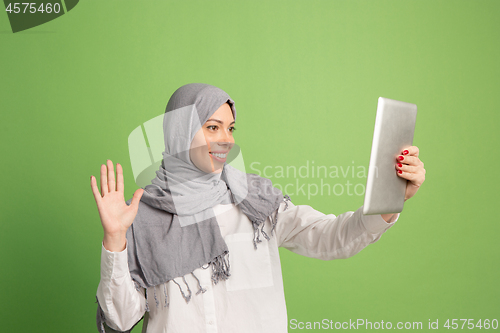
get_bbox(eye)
[207,125,218,131]
[229,126,236,133]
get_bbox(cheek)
[189,129,212,171]
[190,144,210,168]
[191,128,208,149]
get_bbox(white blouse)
[96,200,398,333]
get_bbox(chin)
[198,163,223,174]
[209,163,224,174]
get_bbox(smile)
[209,152,228,162]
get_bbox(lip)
[209,151,229,163]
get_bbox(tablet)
[363,97,417,215]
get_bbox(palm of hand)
[405,181,421,201]
[97,190,135,234]
[91,160,144,237]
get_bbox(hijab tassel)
[210,251,231,284]
[172,277,192,303]
[270,208,278,236]
[163,283,169,308]
[191,272,207,295]
[153,286,159,308]
[252,222,263,250]
[284,195,291,210]
[270,195,291,236]
[145,289,150,312]
[260,222,270,240]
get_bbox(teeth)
[211,153,227,159]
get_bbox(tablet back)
[363,97,417,215]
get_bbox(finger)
[90,175,102,205]
[401,146,419,157]
[396,154,421,166]
[107,159,116,192]
[116,163,124,193]
[397,169,425,186]
[100,164,108,196]
[395,162,420,174]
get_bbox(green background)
[1,0,499,331]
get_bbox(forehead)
[207,103,235,122]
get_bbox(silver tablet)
[363,97,417,215]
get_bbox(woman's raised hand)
[90,160,144,252]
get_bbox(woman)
[90,83,425,333]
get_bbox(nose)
[218,127,234,143]
[214,128,234,150]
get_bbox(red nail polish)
[397,163,402,167]
[398,170,402,174]
[398,156,404,161]
[403,150,409,155]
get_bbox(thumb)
[130,188,144,210]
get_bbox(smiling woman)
[90,82,425,333]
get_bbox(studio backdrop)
[1,0,499,332]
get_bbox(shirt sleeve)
[275,200,398,260]
[96,241,147,331]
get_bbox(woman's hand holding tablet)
[395,145,426,201]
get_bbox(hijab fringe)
[145,289,150,312]
[209,251,231,285]
[191,271,207,295]
[172,277,192,303]
[252,194,291,249]
[163,283,169,307]
[153,286,159,308]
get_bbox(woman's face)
[189,102,235,173]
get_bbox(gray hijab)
[96,83,288,332]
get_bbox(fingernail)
[398,156,404,161]
[398,170,402,174]
[397,163,402,167]
[403,150,409,155]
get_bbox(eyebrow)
[206,118,235,125]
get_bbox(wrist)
[380,213,395,223]
[103,232,127,252]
